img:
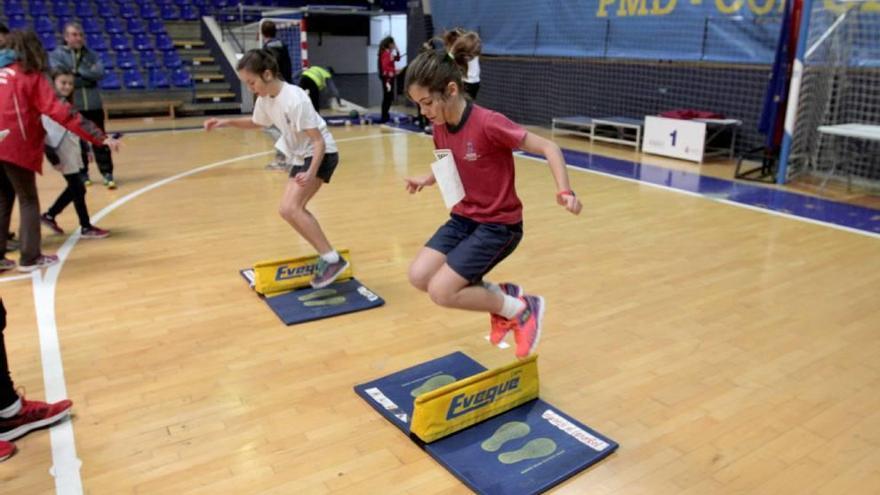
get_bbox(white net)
[786,1,880,186]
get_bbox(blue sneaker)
[310,257,350,289]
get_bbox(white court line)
[513,152,880,240]
[0,272,36,284]
[396,125,878,239]
[34,133,394,495]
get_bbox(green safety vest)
[302,66,331,91]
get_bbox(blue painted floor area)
[544,148,880,235]
[395,121,878,235]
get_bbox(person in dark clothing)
[261,21,293,84]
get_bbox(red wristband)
[556,190,575,199]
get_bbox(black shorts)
[289,153,339,183]
[426,214,523,284]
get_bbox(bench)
[103,99,181,121]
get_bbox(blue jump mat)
[240,269,384,325]
[355,352,618,494]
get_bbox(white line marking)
[0,272,35,284]
[513,152,880,240]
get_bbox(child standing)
[40,68,110,239]
[0,30,118,273]
[404,30,582,359]
[203,49,348,289]
[378,36,402,124]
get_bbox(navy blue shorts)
[426,214,523,284]
[289,153,339,183]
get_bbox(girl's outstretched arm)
[520,132,582,215]
[204,116,262,131]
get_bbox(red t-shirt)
[433,103,527,224]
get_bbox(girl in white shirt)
[203,49,348,289]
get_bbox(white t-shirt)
[252,83,338,165]
[464,57,480,84]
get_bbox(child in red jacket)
[0,31,119,273]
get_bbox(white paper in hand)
[430,151,465,209]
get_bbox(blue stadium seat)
[85,33,108,51]
[118,3,135,18]
[56,16,73,33]
[148,68,170,89]
[7,15,28,30]
[98,6,117,19]
[180,5,199,21]
[38,31,57,51]
[155,33,174,51]
[160,4,179,21]
[162,50,182,69]
[110,33,129,51]
[148,18,166,35]
[139,50,159,68]
[74,2,92,17]
[29,1,49,17]
[51,1,72,17]
[101,70,121,90]
[126,18,145,34]
[139,3,158,19]
[34,17,54,34]
[123,69,145,89]
[81,17,101,34]
[116,50,136,69]
[99,50,114,69]
[172,68,193,88]
[133,33,152,51]
[3,2,25,16]
[104,17,122,34]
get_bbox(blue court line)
[393,121,879,236]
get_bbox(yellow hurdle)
[410,355,539,443]
[253,249,353,295]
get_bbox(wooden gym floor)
[1,118,878,494]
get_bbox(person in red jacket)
[0,30,119,273]
[378,36,401,124]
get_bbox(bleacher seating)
[0,0,289,115]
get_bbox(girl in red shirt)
[404,30,582,359]
[378,36,401,124]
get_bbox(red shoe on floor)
[0,397,73,442]
[81,226,110,239]
[0,440,15,462]
[511,295,545,359]
[488,282,523,345]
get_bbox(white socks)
[0,397,22,418]
[483,281,502,296]
[320,250,340,264]
[499,295,525,319]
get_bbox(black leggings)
[47,173,92,229]
[0,300,19,410]
[381,77,394,122]
[78,109,114,177]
